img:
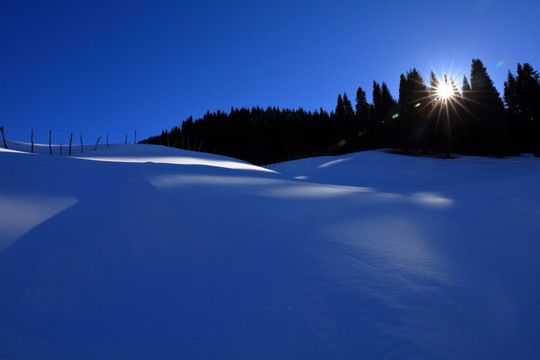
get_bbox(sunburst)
[436,81,454,100]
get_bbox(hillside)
[1,143,539,359]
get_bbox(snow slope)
[1,143,539,359]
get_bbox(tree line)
[142,59,540,165]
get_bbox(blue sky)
[1,0,539,144]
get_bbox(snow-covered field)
[1,142,539,359]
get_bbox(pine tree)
[398,69,429,153]
[397,74,409,151]
[343,93,356,151]
[513,63,540,154]
[462,75,471,96]
[355,87,369,118]
[380,82,398,148]
[335,94,345,118]
[504,70,522,151]
[333,94,346,151]
[372,81,382,115]
[428,71,441,144]
[369,81,383,148]
[468,58,509,155]
[458,75,473,153]
[504,71,518,115]
[355,86,370,149]
[428,73,445,154]
[343,93,354,116]
[449,76,465,153]
[429,72,439,99]
[516,64,540,121]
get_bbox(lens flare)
[414,103,421,108]
[392,113,399,119]
[495,60,505,68]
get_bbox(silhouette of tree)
[343,93,354,116]
[504,63,540,154]
[516,63,540,154]
[355,86,370,149]
[380,82,398,148]
[142,57,535,163]
[370,81,383,148]
[459,75,474,153]
[468,59,509,155]
[335,94,345,118]
[333,93,357,153]
[504,70,522,151]
[398,69,429,153]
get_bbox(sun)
[436,81,454,100]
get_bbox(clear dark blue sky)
[1,0,539,144]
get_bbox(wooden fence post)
[69,133,73,155]
[94,136,102,151]
[0,126,7,149]
[49,130,52,155]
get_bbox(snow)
[1,142,540,359]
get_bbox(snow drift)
[1,142,539,359]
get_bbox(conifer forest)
[142,59,540,165]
